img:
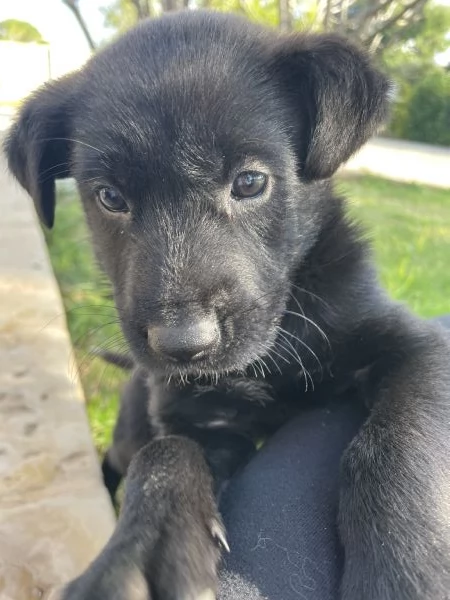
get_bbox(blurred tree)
[0,19,44,42]
[403,68,450,145]
[102,0,140,32]
[62,0,97,50]
[382,3,450,143]
[103,0,187,32]
[319,0,429,54]
[76,0,450,144]
[279,0,292,31]
[101,0,442,52]
[103,0,295,31]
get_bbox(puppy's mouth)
[122,289,288,378]
[131,317,273,379]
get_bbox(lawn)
[46,174,450,455]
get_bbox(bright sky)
[0,0,449,76]
[0,0,108,75]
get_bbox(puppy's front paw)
[61,436,224,600]
[59,559,151,600]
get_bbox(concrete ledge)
[0,139,115,599]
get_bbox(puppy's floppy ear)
[3,73,79,228]
[271,34,391,180]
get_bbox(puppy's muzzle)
[147,318,220,363]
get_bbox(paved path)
[343,137,450,188]
[0,136,115,600]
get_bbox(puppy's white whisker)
[254,359,265,378]
[288,290,306,318]
[276,326,323,374]
[37,161,71,180]
[275,333,312,391]
[289,283,332,310]
[262,349,283,375]
[40,136,107,156]
[284,309,330,347]
[262,344,290,367]
[276,330,303,364]
[258,356,272,376]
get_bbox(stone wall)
[0,137,115,600]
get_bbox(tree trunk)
[62,0,96,51]
[279,0,292,32]
[131,0,152,19]
[323,0,333,30]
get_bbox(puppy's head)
[4,11,390,376]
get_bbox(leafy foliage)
[0,19,44,42]
[401,70,450,146]
[100,0,447,54]
[68,0,450,143]
[382,3,450,145]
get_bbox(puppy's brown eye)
[231,171,267,199]
[96,187,128,213]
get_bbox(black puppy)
[100,362,152,503]
[5,11,450,600]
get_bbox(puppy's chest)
[145,373,339,441]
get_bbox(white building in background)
[0,41,51,107]
[0,0,99,128]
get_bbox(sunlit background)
[1,0,449,141]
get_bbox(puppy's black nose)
[147,319,219,363]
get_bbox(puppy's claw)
[196,589,216,600]
[210,520,230,553]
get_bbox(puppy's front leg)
[339,315,450,600]
[61,436,224,600]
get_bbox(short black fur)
[4,10,450,600]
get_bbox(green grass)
[45,185,127,454]
[45,175,450,455]
[339,174,450,317]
